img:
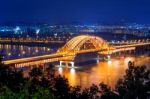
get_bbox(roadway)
[2,36,150,67]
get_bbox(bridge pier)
[59,61,75,68]
[96,55,100,63]
[107,55,111,61]
[99,53,111,61]
[59,61,63,67]
[70,62,75,68]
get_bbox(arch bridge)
[3,35,150,68]
[57,35,112,59]
[56,35,113,67]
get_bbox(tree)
[79,84,100,99]
[53,75,70,99]
[70,86,81,99]
[0,62,27,92]
[100,83,119,99]
[116,61,150,99]
[0,85,54,99]
[29,67,43,78]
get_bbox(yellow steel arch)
[57,35,109,54]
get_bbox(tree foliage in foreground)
[0,59,150,99]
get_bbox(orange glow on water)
[58,56,150,89]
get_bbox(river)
[0,44,150,89]
[58,56,150,89]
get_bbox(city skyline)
[0,0,150,24]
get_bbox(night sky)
[0,0,150,24]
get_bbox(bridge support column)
[107,55,111,61]
[97,55,99,63]
[59,61,74,68]
[70,62,74,68]
[59,61,63,67]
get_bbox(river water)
[0,44,150,89]
[58,56,150,89]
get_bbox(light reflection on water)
[0,44,55,60]
[58,56,150,89]
[58,67,63,75]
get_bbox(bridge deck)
[3,53,62,65]
[2,37,150,67]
